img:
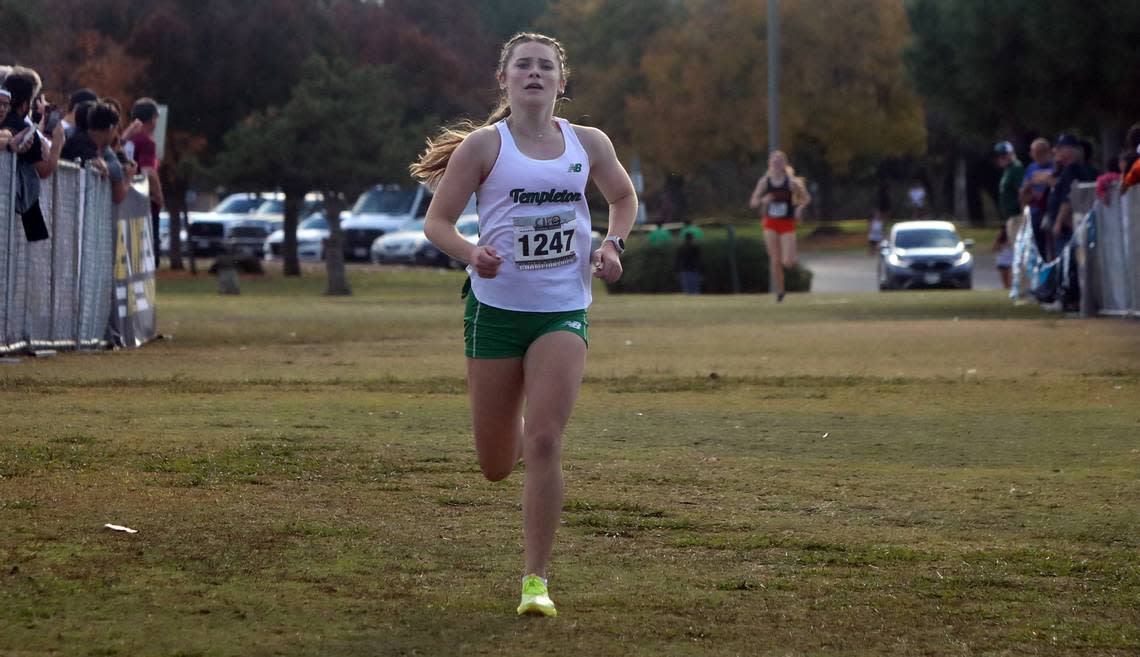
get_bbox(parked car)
[247,194,324,229]
[225,219,277,258]
[186,192,277,256]
[263,213,330,261]
[878,220,974,290]
[341,184,432,261]
[447,215,481,269]
[371,196,477,267]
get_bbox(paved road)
[800,251,1003,293]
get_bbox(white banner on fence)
[109,178,157,348]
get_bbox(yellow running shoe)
[517,574,557,617]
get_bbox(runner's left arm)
[792,177,812,220]
[581,126,636,284]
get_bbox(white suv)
[340,184,432,261]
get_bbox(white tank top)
[468,118,593,312]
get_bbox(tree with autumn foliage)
[214,57,422,293]
[623,0,925,215]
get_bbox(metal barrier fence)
[1073,182,1139,318]
[1,153,134,354]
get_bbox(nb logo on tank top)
[568,163,582,173]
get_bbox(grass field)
[2,266,1138,657]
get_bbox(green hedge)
[606,234,812,294]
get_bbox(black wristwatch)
[603,235,625,254]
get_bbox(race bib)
[767,201,789,218]
[513,210,577,271]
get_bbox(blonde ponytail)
[410,33,570,188]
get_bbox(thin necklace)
[510,117,553,141]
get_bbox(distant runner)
[749,150,811,302]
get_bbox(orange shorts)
[762,217,796,234]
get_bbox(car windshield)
[255,199,321,216]
[214,196,264,214]
[353,188,416,215]
[895,229,959,249]
[256,199,284,214]
[299,215,328,230]
[456,218,479,237]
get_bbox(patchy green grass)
[1,266,1137,656]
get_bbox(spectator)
[647,221,672,245]
[1020,137,1053,257]
[1121,123,1140,193]
[1079,139,1100,177]
[1094,149,1128,204]
[62,88,97,138]
[1,68,65,179]
[1045,133,1096,259]
[867,209,886,255]
[60,100,96,161]
[62,102,128,204]
[906,177,928,218]
[994,140,1025,246]
[678,219,703,242]
[1,67,65,242]
[675,232,702,294]
[123,97,164,265]
[1121,123,1140,174]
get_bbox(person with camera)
[2,67,65,242]
[2,68,65,179]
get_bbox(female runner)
[412,33,637,617]
[749,150,811,301]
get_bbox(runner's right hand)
[471,245,503,279]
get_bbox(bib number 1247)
[513,212,577,271]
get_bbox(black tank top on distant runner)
[764,176,795,219]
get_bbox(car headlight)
[887,253,912,267]
[952,251,972,267]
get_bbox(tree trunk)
[159,161,189,271]
[813,168,833,221]
[282,190,302,277]
[187,210,197,275]
[216,246,241,295]
[1100,119,1123,173]
[323,193,352,296]
[167,196,185,271]
[953,157,968,221]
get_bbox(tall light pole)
[767,0,780,155]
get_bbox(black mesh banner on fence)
[1,153,156,354]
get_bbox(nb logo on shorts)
[568,163,583,173]
[563,321,582,330]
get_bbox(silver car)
[878,220,974,290]
[264,214,330,261]
[371,196,478,268]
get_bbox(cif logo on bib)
[534,215,564,230]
